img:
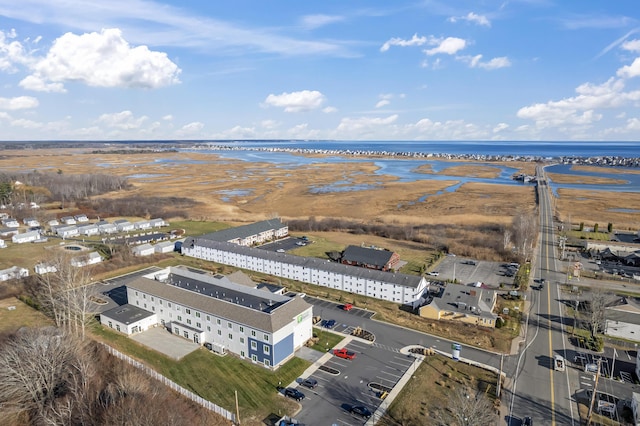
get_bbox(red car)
[342,303,353,311]
[333,348,357,360]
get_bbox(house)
[182,237,428,306]
[1,217,19,228]
[605,298,640,341]
[117,266,313,369]
[154,240,176,254]
[54,225,79,239]
[35,263,58,275]
[341,245,400,271]
[133,220,151,230]
[77,223,99,236]
[97,221,118,234]
[150,218,167,228]
[60,216,76,225]
[100,304,158,335]
[0,227,19,237]
[114,219,134,232]
[195,218,288,247]
[71,252,102,267]
[12,230,41,244]
[132,243,155,257]
[23,217,40,227]
[48,219,59,227]
[419,283,498,327]
[0,266,29,281]
[74,214,89,223]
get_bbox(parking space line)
[379,370,402,379]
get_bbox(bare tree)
[588,289,611,338]
[0,327,89,425]
[433,387,497,426]
[29,250,96,339]
[512,210,538,262]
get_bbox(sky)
[0,0,640,142]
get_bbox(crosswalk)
[372,342,400,353]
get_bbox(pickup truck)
[342,303,353,311]
[333,348,357,360]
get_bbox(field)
[0,297,53,332]
[378,354,499,425]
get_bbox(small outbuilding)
[132,243,155,257]
[100,304,158,335]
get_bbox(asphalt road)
[506,167,576,425]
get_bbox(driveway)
[130,326,200,360]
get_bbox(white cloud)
[0,96,39,110]
[261,119,279,129]
[22,28,181,92]
[516,77,640,129]
[375,99,390,108]
[424,37,466,56]
[493,123,509,133]
[460,54,511,69]
[380,34,428,52]
[96,110,148,130]
[621,39,640,53]
[10,118,42,129]
[449,12,491,27]
[19,75,66,93]
[0,112,11,120]
[322,106,338,113]
[408,118,487,139]
[0,29,30,72]
[617,58,640,79]
[263,90,326,112]
[177,121,204,135]
[300,14,344,30]
[336,114,398,136]
[162,114,173,121]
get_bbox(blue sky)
[0,0,639,141]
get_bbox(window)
[228,333,233,340]
[264,359,271,367]
[177,315,182,322]
[206,315,210,321]
[207,326,211,332]
[143,303,147,309]
[143,294,146,299]
[116,325,120,332]
[252,355,257,362]
[217,330,221,336]
[195,312,201,318]
[251,341,257,350]
[152,306,155,312]
[108,321,113,328]
[241,351,245,358]
[186,319,191,325]
[159,300,163,305]
[168,302,172,308]
[263,346,270,355]
[228,322,232,329]
[251,330,256,337]
[196,322,201,328]
[217,319,221,325]
[135,291,138,296]
[185,308,191,315]
[263,334,269,342]
[240,337,245,344]
[183,331,188,338]
[239,326,244,333]
[151,297,154,302]
[136,301,139,306]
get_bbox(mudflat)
[1,148,638,230]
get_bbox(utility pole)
[235,389,241,425]
[497,353,504,397]
[586,359,601,425]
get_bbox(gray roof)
[196,218,286,242]
[126,270,312,333]
[427,283,497,319]
[102,303,156,325]
[182,238,424,289]
[342,245,394,268]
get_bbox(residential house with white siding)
[12,230,41,244]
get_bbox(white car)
[427,271,439,277]
[276,249,285,253]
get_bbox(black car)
[301,378,318,389]
[523,416,533,426]
[350,405,372,419]
[284,387,305,401]
[323,319,336,328]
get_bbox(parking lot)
[431,257,518,288]
[259,236,309,253]
[287,336,415,425]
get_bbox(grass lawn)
[378,354,499,425]
[90,324,311,425]
[0,239,62,270]
[309,328,344,353]
[169,220,231,236]
[0,297,53,332]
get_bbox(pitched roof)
[342,245,394,268]
[182,238,424,289]
[197,218,286,242]
[127,267,311,333]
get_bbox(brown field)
[0,297,53,332]
[546,172,627,185]
[554,188,640,230]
